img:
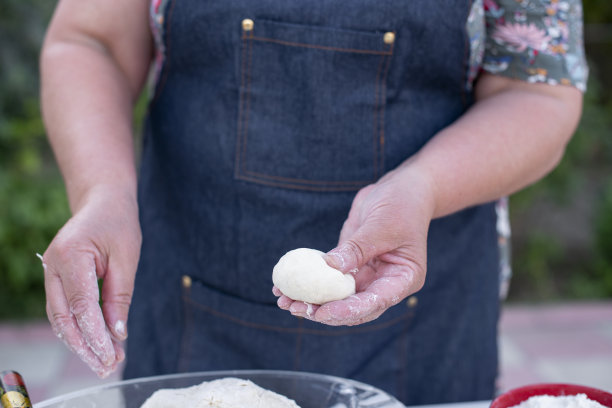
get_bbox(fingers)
[273,286,320,319]
[273,262,422,326]
[43,250,118,376]
[45,275,117,378]
[314,270,418,326]
[326,219,391,274]
[101,256,136,341]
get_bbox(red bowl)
[491,384,612,408]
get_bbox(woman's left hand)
[274,165,434,326]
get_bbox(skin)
[40,0,583,376]
[276,76,583,325]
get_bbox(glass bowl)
[35,370,405,408]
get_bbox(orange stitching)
[152,0,177,102]
[378,40,395,176]
[293,319,303,370]
[236,28,394,192]
[236,174,369,192]
[234,31,249,178]
[396,313,413,402]
[241,30,254,174]
[178,283,193,372]
[243,170,371,186]
[373,52,385,180]
[251,36,392,55]
[184,295,412,335]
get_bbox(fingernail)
[314,308,333,323]
[117,347,126,363]
[114,320,127,340]
[323,251,344,271]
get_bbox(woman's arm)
[278,75,583,325]
[40,0,152,376]
[413,73,583,219]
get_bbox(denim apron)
[124,1,500,405]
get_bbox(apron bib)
[126,1,500,404]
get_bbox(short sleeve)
[482,0,588,92]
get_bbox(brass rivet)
[383,31,395,45]
[157,15,164,25]
[182,275,192,288]
[406,296,418,308]
[242,18,254,32]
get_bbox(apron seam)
[378,40,394,175]
[178,283,193,372]
[293,318,304,370]
[234,25,250,179]
[250,36,392,55]
[396,309,413,403]
[183,295,412,335]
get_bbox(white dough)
[273,248,356,304]
[140,377,301,408]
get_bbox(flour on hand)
[273,248,356,305]
[140,377,301,408]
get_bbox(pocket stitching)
[249,36,393,56]
[182,288,413,336]
[235,21,394,191]
[376,38,394,177]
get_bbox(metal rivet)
[157,15,164,25]
[383,31,395,45]
[242,18,254,32]
[406,296,418,308]
[182,275,192,288]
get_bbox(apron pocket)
[235,19,395,192]
[178,273,416,393]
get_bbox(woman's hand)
[275,75,583,326]
[40,0,151,376]
[40,186,141,377]
[274,166,435,326]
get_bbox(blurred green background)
[1,1,611,320]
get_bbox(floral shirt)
[150,0,588,93]
[468,0,588,91]
[148,0,588,300]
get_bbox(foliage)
[508,70,612,302]
[582,0,612,24]
[0,0,64,319]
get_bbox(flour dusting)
[140,378,301,408]
[508,394,607,408]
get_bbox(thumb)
[101,256,136,341]
[325,219,393,273]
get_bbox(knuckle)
[106,292,132,309]
[52,312,73,328]
[344,239,366,265]
[68,293,94,317]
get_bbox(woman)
[39,0,586,404]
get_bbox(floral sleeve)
[482,0,588,91]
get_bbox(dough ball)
[272,248,355,304]
[140,377,300,408]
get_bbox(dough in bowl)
[273,248,356,304]
[140,377,301,408]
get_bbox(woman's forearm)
[41,42,138,211]
[40,0,152,212]
[405,73,583,219]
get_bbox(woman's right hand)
[40,186,141,378]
